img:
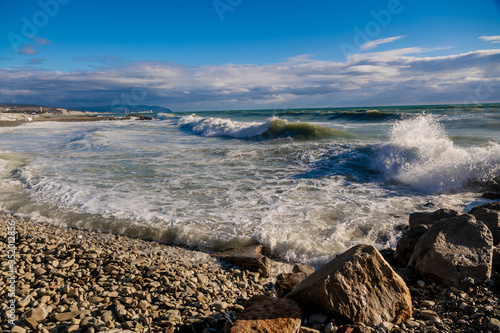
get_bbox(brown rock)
[286,244,412,326]
[293,264,315,275]
[230,295,303,333]
[276,272,309,297]
[53,310,91,322]
[409,209,460,230]
[470,207,500,245]
[23,307,48,322]
[409,214,493,286]
[493,246,500,272]
[212,245,271,278]
[393,225,429,267]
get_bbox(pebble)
[489,318,500,331]
[3,210,500,333]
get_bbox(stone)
[286,244,412,326]
[489,317,500,331]
[276,272,309,297]
[53,310,91,322]
[409,209,460,229]
[11,326,26,333]
[493,246,500,272]
[482,192,500,200]
[230,295,303,333]
[213,301,228,310]
[470,207,500,245]
[293,264,315,275]
[35,267,47,276]
[393,225,429,267]
[324,322,337,333]
[309,313,328,324]
[469,201,500,214]
[212,245,271,278]
[300,327,320,333]
[163,309,182,326]
[23,306,48,322]
[18,295,32,308]
[409,214,493,286]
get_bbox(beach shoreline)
[2,207,499,332]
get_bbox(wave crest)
[176,114,350,140]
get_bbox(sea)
[0,105,499,265]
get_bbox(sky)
[0,0,499,111]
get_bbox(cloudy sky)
[1,0,499,111]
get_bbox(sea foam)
[374,114,500,193]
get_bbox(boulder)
[293,264,315,275]
[409,214,493,286]
[286,244,412,326]
[212,245,270,277]
[493,246,500,272]
[276,272,309,297]
[230,295,302,333]
[469,201,500,214]
[276,264,315,297]
[409,209,460,230]
[482,192,500,200]
[393,225,429,267]
[470,207,500,245]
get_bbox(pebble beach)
[2,208,500,333]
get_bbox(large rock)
[493,246,500,272]
[276,264,315,297]
[469,201,500,214]
[286,244,412,326]
[470,207,500,245]
[393,225,429,267]
[409,214,493,286]
[409,209,460,230]
[212,245,270,277]
[230,295,302,333]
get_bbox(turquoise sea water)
[0,104,499,264]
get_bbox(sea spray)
[374,114,500,193]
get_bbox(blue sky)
[1,0,499,111]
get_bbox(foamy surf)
[0,106,498,265]
[374,114,500,193]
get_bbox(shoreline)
[2,207,499,332]
[0,114,153,127]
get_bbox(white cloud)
[360,36,406,51]
[1,47,499,111]
[479,35,500,43]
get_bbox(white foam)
[176,114,271,138]
[374,114,500,192]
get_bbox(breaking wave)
[373,115,500,193]
[175,114,351,140]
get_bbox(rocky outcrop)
[230,295,303,333]
[409,214,493,286]
[408,208,460,229]
[470,207,500,245]
[394,225,429,267]
[212,245,271,278]
[286,244,412,326]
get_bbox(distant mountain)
[81,105,173,114]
